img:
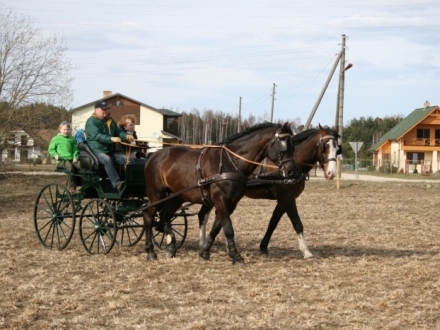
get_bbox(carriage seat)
[78,141,100,172]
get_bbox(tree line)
[177,109,402,160]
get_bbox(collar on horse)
[195,128,302,204]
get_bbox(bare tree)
[0,6,74,159]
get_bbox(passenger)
[117,114,148,159]
[85,100,135,191]
[48,121,80,194]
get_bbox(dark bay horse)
[143,122,299,264]
[199,125,340,259]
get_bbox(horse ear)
[282,122,291,132]
[318,124,326,135]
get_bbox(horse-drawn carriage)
[33,141,192,255]
[34,123,340,263]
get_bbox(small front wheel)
[33,183,76,250]
[117,216,145,247]
[79,199,117,255]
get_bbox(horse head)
[316,124,340,179]
[266,122,299,179]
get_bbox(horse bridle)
[317,135,340,170]
[270,130,298,177]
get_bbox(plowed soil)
[0,174,439,329]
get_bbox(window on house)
[416,128,430,145]
[20,150,28,163]
[8,134,15,144]
[164,117,178,135]
[112,100,124,107]
[435,129,440,146]
[407,152,424,164]
[20,135,28,146]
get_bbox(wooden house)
[370,102,440,175]
[70,91,182,148]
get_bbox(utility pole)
[270,83,276,122]
[238,96,242,132]
[304,51,342,130]
[336,34,350,189]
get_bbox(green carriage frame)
[33,142,191,255]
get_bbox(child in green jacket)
[48,121,80,193]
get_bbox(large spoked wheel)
[117,216,145,247]
[33,183,76,250]
[152,213,188,250]
[79,199,117,255]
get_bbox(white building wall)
[433,151,439,172]
[71,106,94,134]
[136,106,165,148]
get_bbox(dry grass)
[0,174,439,329]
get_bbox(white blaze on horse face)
[325,139,338,179]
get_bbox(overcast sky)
[4,0,440,127]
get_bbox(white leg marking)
[199,209,211,248]
[298,233,313,259]
[199,224,206,248]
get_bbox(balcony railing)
[403,138,440,146]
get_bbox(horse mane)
[218,122,281,145]
[290,127,339,146]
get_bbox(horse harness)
[195,129,296,205]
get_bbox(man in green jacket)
[85,100,135,191]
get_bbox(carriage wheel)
[79,199,117,255]
[33,183,76,250]
[152,213,188,250]
[117,216,145,247]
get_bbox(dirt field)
[0,173,439,329]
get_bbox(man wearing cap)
[85,100,135,191]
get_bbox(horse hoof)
[260,252,269,258]
[303,251,314,259]
[232,257,245,265]
[199,251,210,261]
[146,252,157,261]
[165,247,176,258]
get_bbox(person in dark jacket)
[85,100,135,191]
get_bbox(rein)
[119,140,283,170]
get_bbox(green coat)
[85,115,128,153]
[48,134,79,161]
